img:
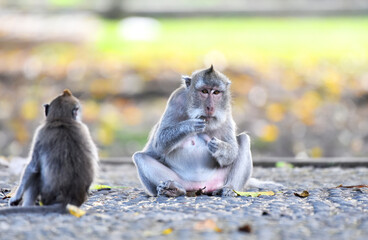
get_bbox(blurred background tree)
[0,0,368,158]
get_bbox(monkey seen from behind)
[2,89,98,214]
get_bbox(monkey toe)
[157,180,186,197]
[212,187,237,197]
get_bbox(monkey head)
[43,89,81,122]
[184,65,232,130]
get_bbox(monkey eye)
[201,89,209,94]
[213,90,221,95]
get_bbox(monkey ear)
[72,107,79,120]
[182,76,191,88]
[43,104,50,117]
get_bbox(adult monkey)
[133,65,255,197]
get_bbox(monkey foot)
[157,180,186,197]
[212,187,237,197]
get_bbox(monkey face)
[185,66,232,130]
[189,86,228,129]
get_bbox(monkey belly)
[166,134,228,190]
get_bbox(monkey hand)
[208,137,236,166]
[208,137,220,154]
[8,195,22,206]
[187,119,206,133]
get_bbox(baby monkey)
[0,89,98,214]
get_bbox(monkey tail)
[0,203,67,215]
[246,178,285,190]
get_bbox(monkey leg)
[9,162,40,206]
[213,133,253,197]
[132,152,186,197]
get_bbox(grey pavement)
[1,164,368,240]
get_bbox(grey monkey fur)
[1,89,98,214]
[133,66,254,197]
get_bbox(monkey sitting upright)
[0,89,98,214]
[133,66,281,197]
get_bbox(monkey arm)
[9,147,41,206]
[151,88,206,155]
[155,119,205,155]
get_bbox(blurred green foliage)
[96,17,368,62]
[1,16,368,158]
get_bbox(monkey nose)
[206,106,214,115]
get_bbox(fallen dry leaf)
[143,228,173,237]
[294,190,309,198]
[161,228,173,235]
[234,190,275,197]
[0,188,12,200]
[67,204,86,218]
[186,187,206,197]
[194,219,222,233]
[336,185,368,188]
[262,211,270,216]
[238,224,252,233]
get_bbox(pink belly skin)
[181,167,229,193]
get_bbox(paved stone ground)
[1,164,368,240]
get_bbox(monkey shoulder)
[163,87,189,122]
[39,121,91,147]
[167,87,187,109]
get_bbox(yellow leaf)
[310,147,323,158]
[194,219,222,232]
[90,184,128,190]
[260,124,279,142]
[291,91,322,125]
[234,190,275,197]
[323,71,342,99]
[97,126,115,145]
[82,100,100,121]
[21,100,39,120]
[266,103,285,122]
[90,184,112,190]
[161,228,173,235]
[66,204,86,218]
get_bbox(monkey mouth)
[199,116,215,122]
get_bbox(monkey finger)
[194,123,206,132]
[208,142,219,153]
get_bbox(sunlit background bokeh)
[1,0,368,159]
